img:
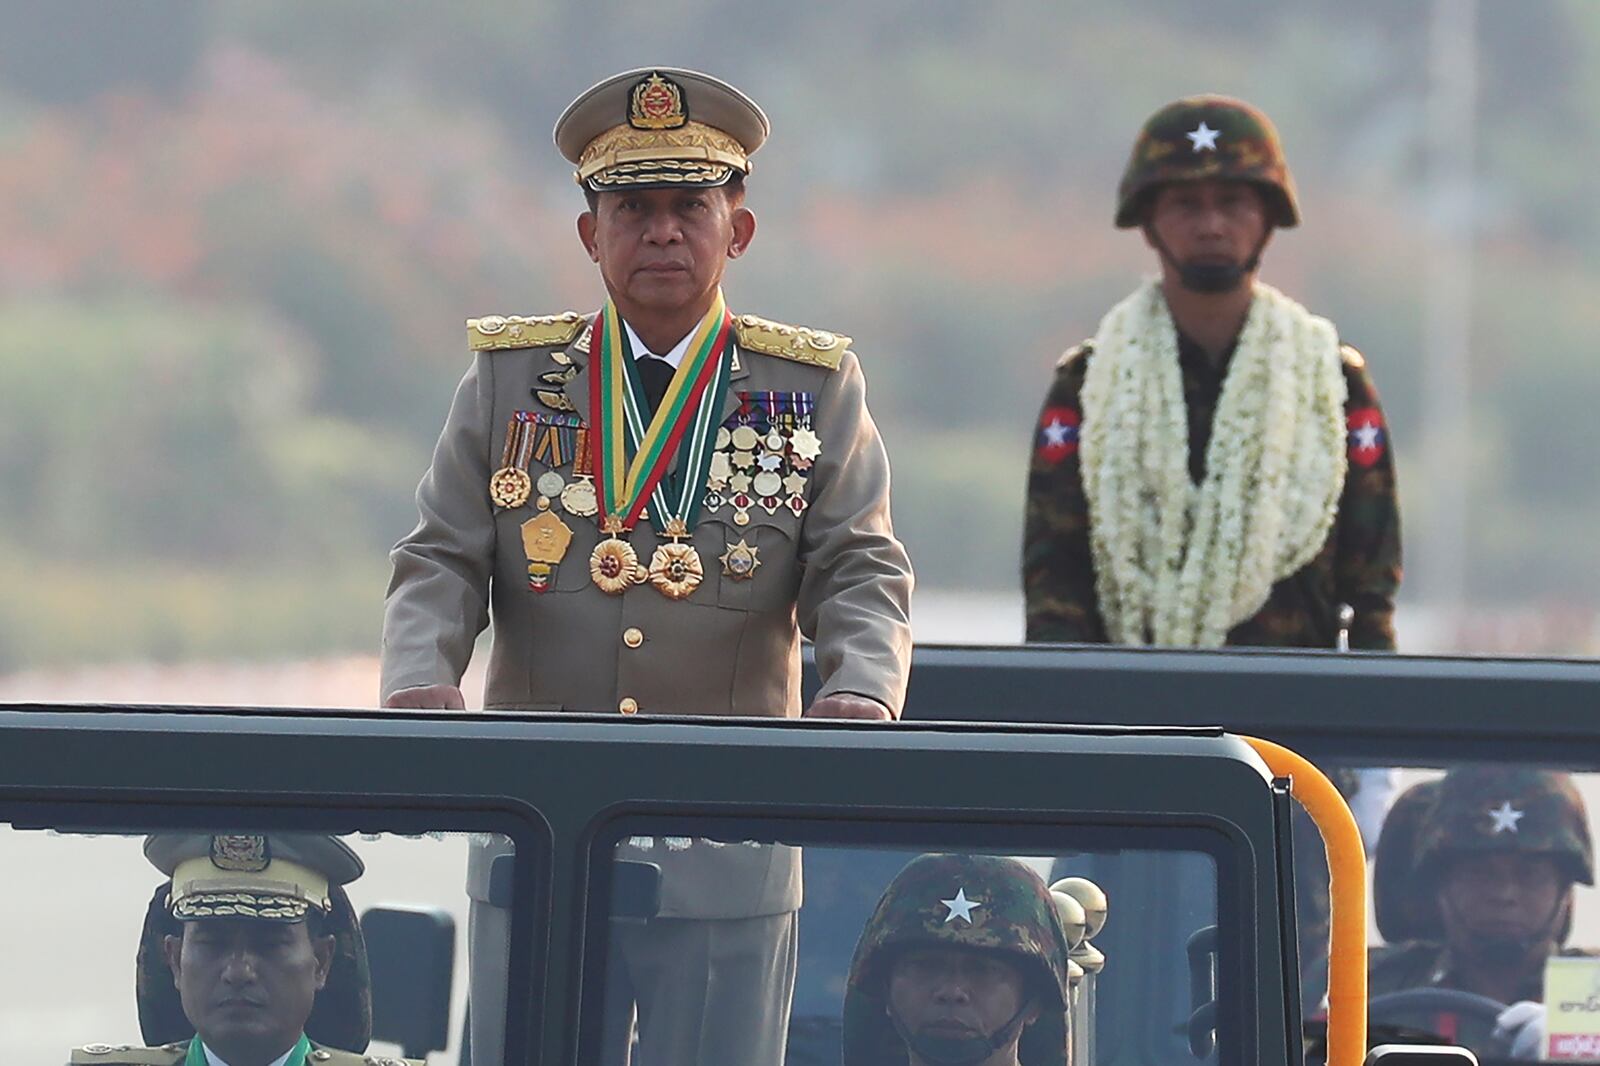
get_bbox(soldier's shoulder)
[1055,340,1094,371]
[733,313,851,372]
[467,311,588,352]
[69,1043,187,1065]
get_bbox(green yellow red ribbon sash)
[589,291,734,535]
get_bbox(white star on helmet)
[941,888,982,924]
[1488,800,1526,834]
[1186,121,1221,152]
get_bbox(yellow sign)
[1545,956,1600,1060]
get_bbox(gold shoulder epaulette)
[1340,343,1366,370]
[70,1044,185,1065]
[467,312,586,352]
[733,313,850,371]
[1056,340,1094,369]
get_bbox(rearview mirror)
[361,905,455,1059]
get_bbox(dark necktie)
[636,355,675,416]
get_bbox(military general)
[1023,95,1401,650]
[68,832,412,1066]
[380,67,914,1066]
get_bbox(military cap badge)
[630,72,687,130]
[210,834,271,872]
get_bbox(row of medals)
[488,420,818,600]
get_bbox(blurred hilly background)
[3,1,1600,676]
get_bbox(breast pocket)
[708,508,801,613]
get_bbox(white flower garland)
[1079,279,1348,647]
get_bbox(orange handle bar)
[1244,736,1367,1066]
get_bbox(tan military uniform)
[389,310,912,1066]
[67,1042,419,1066]
[381,310,913,714]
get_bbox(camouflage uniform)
[1023,96,1401,649]
[1368,766,1596,997]
[843,853,1072,1066]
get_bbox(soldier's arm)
[1335,349,1401,650]
[380,353,497,701]
[1023,348,1108,643]
[795,349,914,717]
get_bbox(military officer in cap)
[68,832,416,1066]
[844,853,1074,1066]
[380,66,913,1066]
[1023,95,1401,651]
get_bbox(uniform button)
[619,697,639,715]
[623,627,644,648]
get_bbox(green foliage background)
[2,0,1598,668]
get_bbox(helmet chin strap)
[1148,229,1270,296]
[891,1002,1034,1066]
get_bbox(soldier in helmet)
[843,853,1073,1066]
[1370,766,1596,1005]
[67,832,417,1066]
[1023,94,1401,651]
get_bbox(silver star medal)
[1186,121,1220,153]
[941,887,982,924]
[1042,419,1072,446]
[1488,800,1525,834]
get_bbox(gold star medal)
[789,426,822,462]
[720,537,761,581]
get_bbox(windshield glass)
[586,821,1231,1066]
[1284,760,1600,1064]
[1,820,519,1065]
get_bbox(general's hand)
[804,693,893,720]
[384,684,466,710]
[1494,1000,1545,1061]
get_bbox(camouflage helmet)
[843,853,1072,1066]
[1413,766,1595,888]
[1373,777,1444,943]
[1115,94,1300,229]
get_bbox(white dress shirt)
[202,1041,298,1066]
[623,319,693,370]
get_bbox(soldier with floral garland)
[1023,95,1401,650]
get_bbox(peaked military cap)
[145,832,364,922]
[554,67,770,191]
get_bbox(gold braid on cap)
[172,891,316,921]
[577,121,750,186]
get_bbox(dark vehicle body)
[9,641,1587,1064]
